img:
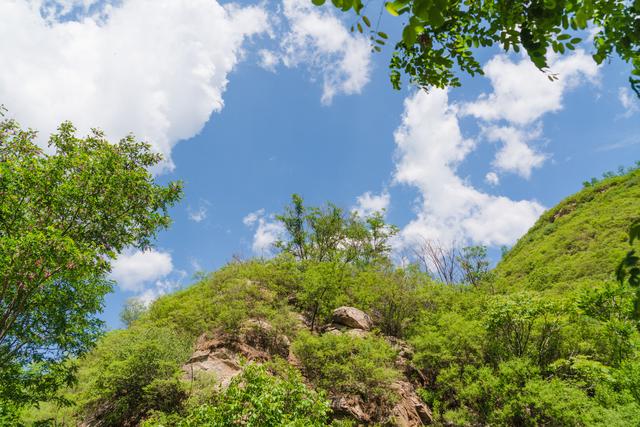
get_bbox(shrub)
[149,362,331,427]
[77,325,191,426]
[292,332,399,406]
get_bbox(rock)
[332,395,371,423]
[182,319,292,388]
[389,381,433,426]
[332,306,373,330]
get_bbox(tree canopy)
[0,111,182,407]
[313,0,640,94]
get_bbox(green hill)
[20,174,640,427]
[495,168,640,293]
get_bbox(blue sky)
[1,0,638,329]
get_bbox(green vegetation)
[144,363,332,427]
[494,167,640,292]
[0,113,182,411]
[313,0,640,94]
[14,167,640,426]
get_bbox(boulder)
[332,306,373,330]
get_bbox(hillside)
[495,168,640,293]
[21,180,640,427]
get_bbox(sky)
[1,0,639,329]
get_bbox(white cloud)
[188,200,210,223]
[279,0,371,104]
[393,89,545,248]
[136,270,187,306]
[485,172,500,186]
[618,87,639,118]
[243,209,265,227]
[461,50,599,125]
[243,209,284,255]
[110,249,174,292]
[258,49,279,72]
[483,126,547,178]
[0,0,269,170]
[353,191,390,217]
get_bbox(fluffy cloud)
[393,89,546,247]
[0,0,269,170]
[110,249,174,292]
[462,51,599,125]
[243,209,285,255]
[483,126,547,179]
[458,50,599,182]
[278,0,371,104]
[353,191,390,217]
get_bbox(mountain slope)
[494,168,640,292]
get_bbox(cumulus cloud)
[353,191,390,217]
[456,50,599,180]
[618,87,639,118]
[243,209,285,255]
[110,249,174,292]
[278,0,371,104]
[461,50,599,125]
[483,126,547,179]
[0,0,269,170]
[393,89,545,248]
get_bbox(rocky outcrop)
[182,312,432,426]
[182,319,292,387]
[332,306,373,330]
[390,381,433,426]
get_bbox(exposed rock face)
[390,381,433,426]
[182,314,432,426]
[332,306,373,330]
[182,319,291,387]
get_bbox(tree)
[120,298,148,328]
[275,194,398,266]
[0,112,182,406]
[314,0,640,95]
[457,245,490,286]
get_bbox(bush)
[147,362,331,427]
[77,325,191,426]
[292,332,399,406]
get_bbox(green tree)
[314,0,640,94]
[276,194,398,266]
[0,113,182,406]
[457,245,490,287]
[120,298,148,328]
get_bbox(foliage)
[276,194,398,266]
[314,0,640,94]
[0,115,182,407]
[76,325,191,426]
[293,331,400,407]
[494,168,640,292]
[146,362,331,427]
[120,298,148,328]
